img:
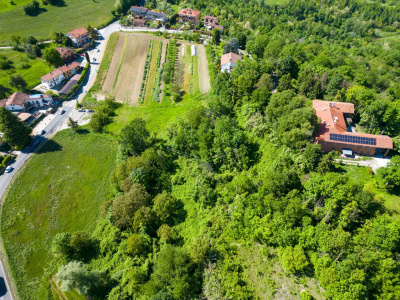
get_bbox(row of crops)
[152,41,164,102]
[139,40,154,103]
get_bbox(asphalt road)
[0,22,199,299]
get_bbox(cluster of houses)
[129,6,168,26]
[40,61,81,90]
[0,92,54,124]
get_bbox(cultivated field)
[0,0,115,45]
[99,33,169,106]
[198,45,211,93]
[0,130,117,299]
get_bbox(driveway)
[335,156,391,173]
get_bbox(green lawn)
[0,48,52,92]
[106,95,203,136]
[0,129,118,299]
[337,164,400,219]
[0,0,115,45]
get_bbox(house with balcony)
[0,92,54,112]
[40,61,81,89]
[313,100,393,157]
[130,6,148,18]
[178,8,201,25]
[65,27,91,49]
[146,9,168,22]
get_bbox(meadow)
[0,130,118,299]
[0,0,115,45]
[0,48,52,92]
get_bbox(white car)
[5,166,13,173]
[59,109,65,115]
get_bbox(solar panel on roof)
[330,133,376,146]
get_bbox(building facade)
[220,52,242,73]
[178,8,201,24]
[0,92,54,112]
[66,27,91,48]
[40,61,81,89]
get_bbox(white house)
[0,92,54,112]
[40,61,81,89]
[65,27,91,49]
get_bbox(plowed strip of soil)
[102,33,127,93]
[114,35,149,104]
[198,45,211,93]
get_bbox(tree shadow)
[76,128,90,135]
[36,139,63,154]
[26,7,47,17]
[51,0,66,7]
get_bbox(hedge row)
[162,39,178,85]
[152,41,164,102]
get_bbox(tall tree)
[120,118,150,156]
[43,48,64,67]
[0,107,31,149]
[212,28,221,45]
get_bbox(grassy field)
[106,94,203,136]
[0,130,118,299]
[337,164,400,219]
[0,48,52,92]
[0,0,115,45]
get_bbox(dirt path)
[198,45,211,93]
[102,33,127,93]
[161,40,168,63]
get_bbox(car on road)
[59,109,65,115]
[97,49,100,52]
[78,109,86,112]
[5,166,13,173]
[40,130,46,135]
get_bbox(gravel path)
[198,45,211,93]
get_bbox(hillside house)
[65,27,91,48]
[55,47,76,63]
[0,92,54,112]
[178,8,201,25]
[313,100,393,157]
[130,6,148,18]
[146,10,168,21]
[40,61,81,89]
[221,52,242,73]
[204,15,223,32]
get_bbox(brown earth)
[102,33,127,93]
[101,33,169,106]
[198,44,211,93]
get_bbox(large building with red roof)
[313,100,393,157]
[65,27,91,48]
[40,61,81,89]
[178,8,201,25]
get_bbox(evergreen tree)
[0,107,31,149]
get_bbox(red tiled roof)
[55,47,75,59]
[313,100,393,149]
[204,15,218,22]
[133,19,146,24]
[7,92,29,106]
[221,52,242,66]
[41,61,80,82]
[68,27,88,39]
[178,8,201,17]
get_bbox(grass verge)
[0,129,118,299]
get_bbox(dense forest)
[49,0,400,299]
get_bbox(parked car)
[5,166,13,173]
[97,49,100,52]
[40,130,46,135]
[59,109,65,115]
[78,109,86,112]
[87,109,94,113]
